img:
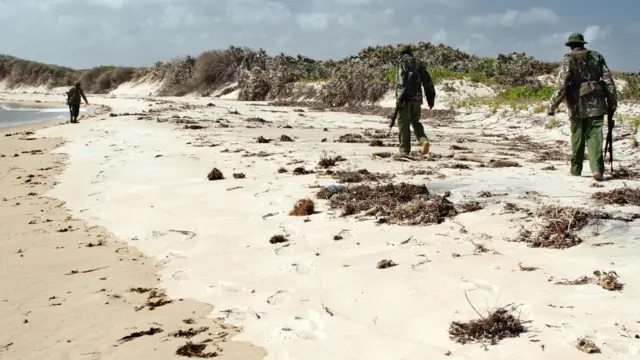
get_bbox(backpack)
[66,87,80,105]
[400,57,421,100]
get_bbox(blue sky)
[0,0,638,71]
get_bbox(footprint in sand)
[292,260,315,275]
[267,290,291,305]
[271,310,324,342]
[461,279,499,292]
[208,280,248,293]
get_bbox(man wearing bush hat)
[547,32,618,181]
[393,44,436,156]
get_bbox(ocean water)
[0,103,88,129]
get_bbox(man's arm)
[547,55,571,114]
[600,54,617,114]
[80,88,89,104]
[419,62,436,109]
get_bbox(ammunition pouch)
[578,80,603,98]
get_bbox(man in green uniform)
[547,33,618,181]
[66,81,89,124]
[394,44,436,155]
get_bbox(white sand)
[4,84,640,359]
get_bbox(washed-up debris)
[277,167,288,174]
[593,270,623,291]
[443,163,471,170]
[169,327,209,339]
[207,168,224,180]
[518,263,539,272]
[457,201,484,213]
[289,199,315,216]
[256,136,271,143]
[232,173,246,179]
[541,165,556,170]
[280,135,294,142]
[554,276,594,286]
[377,259,397,269]
[318,155,346,168]
[327,169,394,183]
[176,341,218,358]
[269,235,288,244]
[184,124,206,130]
[336,133,367,143]
[513,205,609,249]
[449,302,527,345]
[488,159,521,168]
[320,183,457,225]
[576,338,600,354]
[118,327,163,343]
[246,117,269,123]
[292,167,314,175]
[592,186,640,206]
[369,140,384,147]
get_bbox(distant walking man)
[393,44,436,155]
[66,81,89,124]
[547,33,618,181]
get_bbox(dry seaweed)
[277,167,288,174]
[443,163,472,170]
[292,167,314,175]
[575,338,600,354]
[592,186,640,206]
[320,183,457,225]
[289,199,315,216]
[232,173,246,179]
[448,305,527,345]
[118,327,163,343]
[318,155,346,168]
[513,205,609,249]
[377,259,397,269]
[176,342,218,358]
[207,168,224,181]
[369,140,384,147]
[457,201,484,213]
[336,133,367,143]
[170,327,209,339]
[269,235,288,244]
[256,136,271,143]
[518,263,539,272]
[593,270,623,291]
[329,169,393,183]
[280,135,294,142]
[488,159,521,168]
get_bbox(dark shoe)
[593,173,602,181]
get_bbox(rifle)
[389,93,408,133]
[604,110,614,173]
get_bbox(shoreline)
[0,107,265,359]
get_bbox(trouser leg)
[570,117,586,175]
[409,102,428,145]
[585,116,605,175]
[397,103,412,154]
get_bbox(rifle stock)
[604,111,614,172]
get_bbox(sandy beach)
[1,82,640,360]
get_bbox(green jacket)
[548,47,618,118]
[395,54,436,107]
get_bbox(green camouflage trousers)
[570,115,605,176]
[397,101,429,154]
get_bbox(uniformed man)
[394,44,436,155]
[547,33,618,181]
[66,81,89,124]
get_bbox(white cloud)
[296,13,332,31]
[431,28,448,44]
[466,7,560,27]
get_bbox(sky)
[0,0,638,72]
